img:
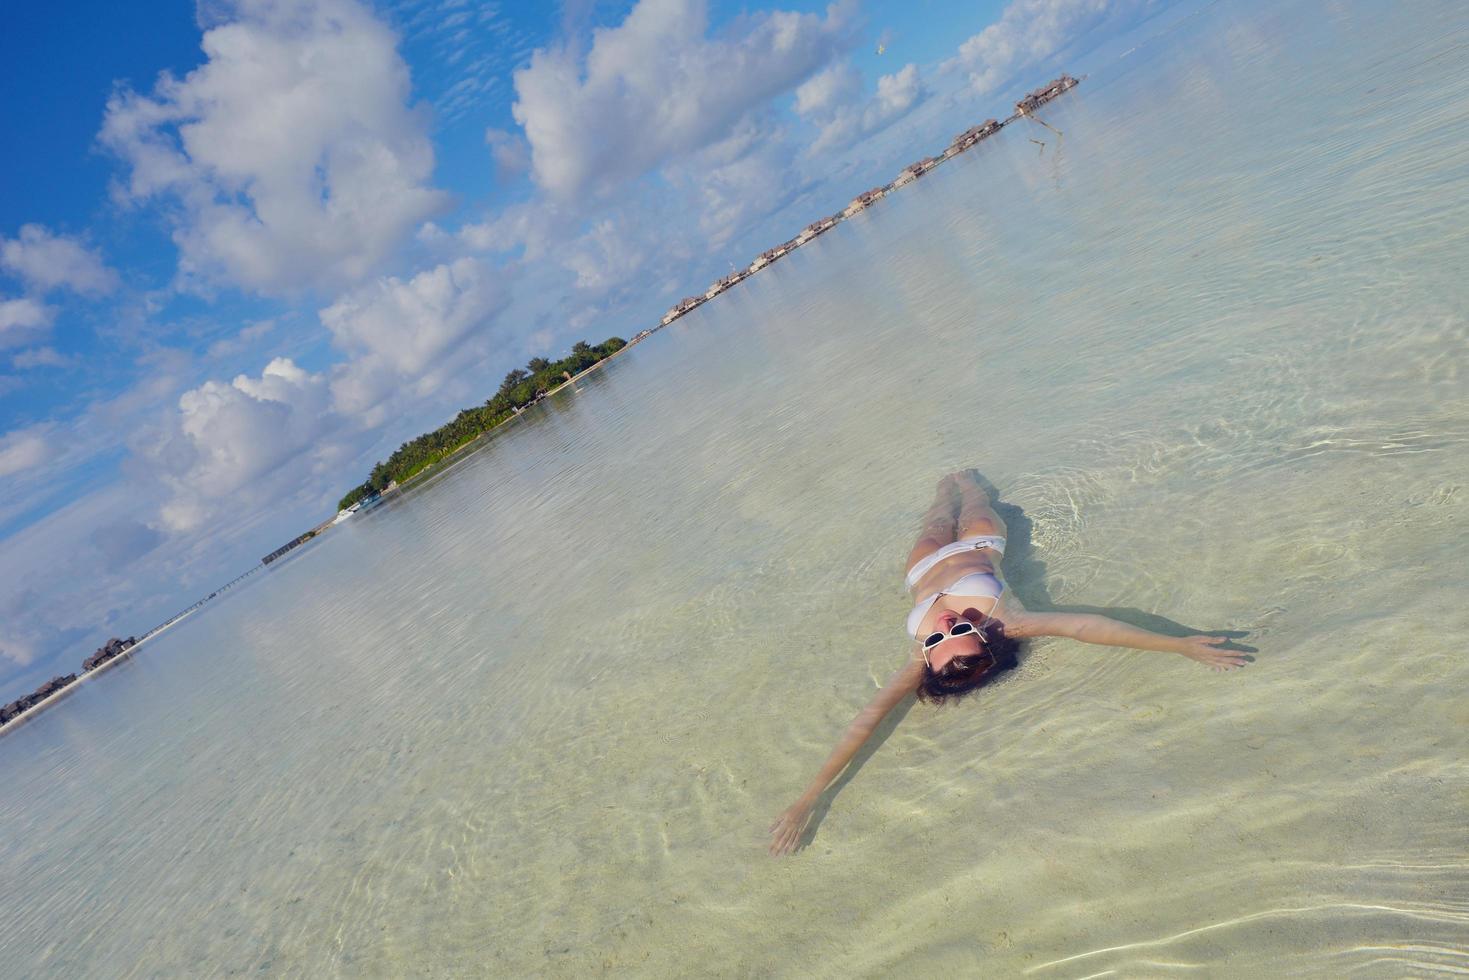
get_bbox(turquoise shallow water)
[3,1,1468,975]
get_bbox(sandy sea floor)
[2,0,1467,976]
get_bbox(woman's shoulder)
[993,589,1037,637]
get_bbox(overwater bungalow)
[893,156,940,187]
[795,216,839,245]
[1,673,79,725]
[842,187,887,218]
[748,246,785,273]
[946,119,1003,157]
[82,636,135,672]
[705,272,746,300]
[1015,74,1079,116]
[661,295,705,325]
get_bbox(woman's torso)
[907,548,1007,636]
[908,547,1000,598]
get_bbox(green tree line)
[337,337,626,511]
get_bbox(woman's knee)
[958,509,1005,539]
[908,527,954,562]
[918,505,955,532]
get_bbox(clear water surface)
[2,0,1466,975]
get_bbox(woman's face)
[926,610,983,671]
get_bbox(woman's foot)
[955,469,991,500]
[934,473,964,511]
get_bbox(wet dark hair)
[915,620,1020,705]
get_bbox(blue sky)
[0,0,1167,689]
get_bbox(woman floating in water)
[768,470,1247,856]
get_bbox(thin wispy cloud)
[1,225,119,296]
[0,297,56,350]
[11,347,75,371]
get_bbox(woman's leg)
[955,471,1008,540]
[905,475,961,574]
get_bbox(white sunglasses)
[921,619,987,669]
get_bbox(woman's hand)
[1174,635,1249,671]
[769,798,815,856]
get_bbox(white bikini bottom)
[904,534,1006,590]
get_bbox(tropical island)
[336,336,627,512]
[0,340,628,735]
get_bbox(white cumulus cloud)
[952,0,1126,94]
[154,357,332,531]
[872,63,924,118]
[794,62,862,116]
[510,0,856,200]
[665,115,806,246]
[799,61,927,157]
[99,0,448,295]
[562,219,651,291]
[321,257,510,418]
[485,127,531,180]
[0,225,119,296]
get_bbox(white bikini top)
[906,572,1005,639]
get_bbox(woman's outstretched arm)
[1009,609,1248,671]
[768,657,924,856]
